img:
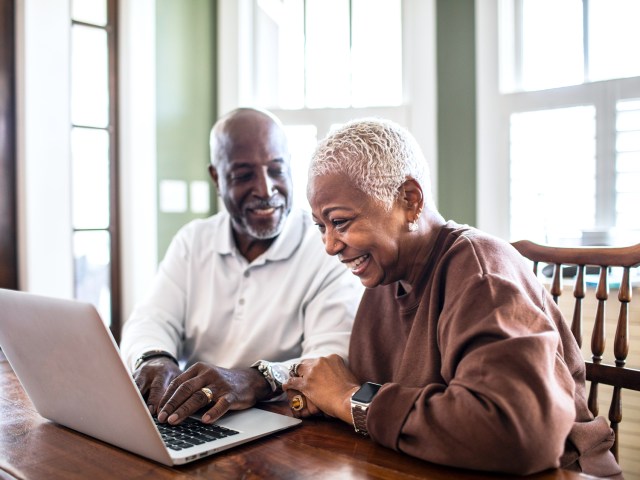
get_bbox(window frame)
[69,0,121,341]
[477,0,640,242]
[217,0,438,203]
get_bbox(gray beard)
[243,213,287,240]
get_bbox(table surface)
[0,354,603,480]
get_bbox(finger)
[146,375,170,415]
[157,369,199,411]
[162,386,213,425]
[133,370,150,397]
[283,376,303,392]
[201,394,232,423]
[157,378,201,422]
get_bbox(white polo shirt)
[120,208,363,371]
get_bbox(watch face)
[352,382,382,403]
[270,364,290,385]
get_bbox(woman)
[284,118,621,477]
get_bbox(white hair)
[309,118,432,210]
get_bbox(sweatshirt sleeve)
[365,272,576,475]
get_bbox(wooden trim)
[107,0,121,343]
[586,362,640,391]
[0,0,18,290]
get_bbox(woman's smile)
[340,253,370,275]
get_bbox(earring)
[408,208,422,232]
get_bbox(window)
[70,0,121,338]
[254,0,404,208]
[255,0,403,109]
[493,0,640,244]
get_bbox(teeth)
[252,208,275,216]
[346,255,368,271]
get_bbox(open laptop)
[0,288,301,466]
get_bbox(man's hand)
[156,362,271,425]
[133,357,182,415]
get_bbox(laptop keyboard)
[154,417,240,451]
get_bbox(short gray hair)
[309,118,431,210]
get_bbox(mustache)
[244,199,285,210]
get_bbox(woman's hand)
[284,354,360,424]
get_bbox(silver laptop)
[0,288,301,466]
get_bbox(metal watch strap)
[251,360,277,392]
[134,350,178,370]
[351,403,370,436]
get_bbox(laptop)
[0,288,301,466]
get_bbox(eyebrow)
[321,206,353,217]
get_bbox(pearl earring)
[408,220,419,232]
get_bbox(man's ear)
[208,165,220,192]
[401,178,424,221]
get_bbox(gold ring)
[200,387,214,404]
[291,394,305,411]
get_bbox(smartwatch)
[251,360,291,393]
[350,382,382,436]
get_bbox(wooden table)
[0,355,602,480]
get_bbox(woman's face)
[308,173,408,288]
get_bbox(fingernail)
[157,411,167,422]
[168,413,178,424]
[202,414,210,423]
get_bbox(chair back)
[511,240,640,461]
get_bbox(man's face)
[210,113,293,245]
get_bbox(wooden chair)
[511,240,640,461]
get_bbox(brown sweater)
[349,222,620,476]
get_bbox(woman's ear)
[401,178,424,222]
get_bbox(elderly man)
[120,108,362,425]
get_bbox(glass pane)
[305,0,350,108]
[521,0,583,91]
[510,106,596,243]
[71,24,109,127]
[74,230,111,326]
[284,125,317,210]
[351,0,402,107]
[278,0,305,109]
[589,0,640,82]
[71,128,110,229]
[72,0,107,26]
[616,100,640,230]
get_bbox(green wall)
[436,0,477,226]
[153,0,478,256]
[156,0,218,261]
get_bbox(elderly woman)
[284,118,621,477]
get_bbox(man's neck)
[233,232,276,263]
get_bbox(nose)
[254,167,276,199]
[322,229,343,256]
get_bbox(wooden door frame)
[0,0,18,290]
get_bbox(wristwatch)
[133,349,178,370]
[251,360,291,393]
[350,382,382,436]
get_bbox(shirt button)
[239,298,245,305]
[244,271,250,278]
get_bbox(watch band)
[351,402,369,436]
[350,382,382,436]
[251,360,277,392]
[134,350,178,370]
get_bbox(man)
[120,108,362,425]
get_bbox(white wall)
[16,0,159,321]
[119,0,159,320]
[17,0,74,297]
